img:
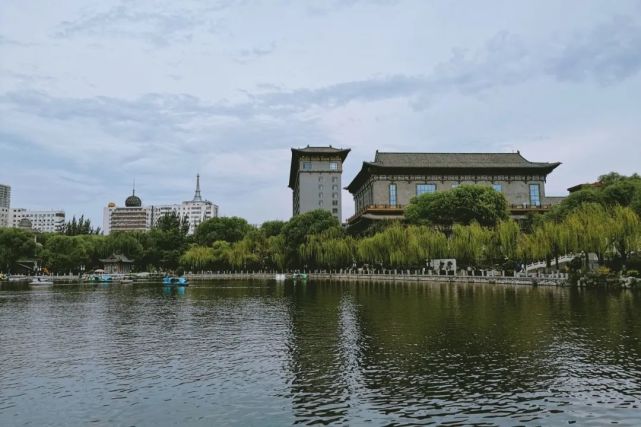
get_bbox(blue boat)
[90,274,113,283]
[162,276,189,287]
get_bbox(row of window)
[319,200,340,206]
[318,176,339,182]
[302,161,338,171]
[387,183,542,206]
[318,192,340,199]
[318,184,340,191]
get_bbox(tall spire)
[132,178,136,195]
[193,173,202,202]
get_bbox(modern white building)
[149,174,219,234]
[0,184,10,227]
[102,175,218,235]
[9,208,66,233]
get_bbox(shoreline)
[185,272,568,287]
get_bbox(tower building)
[289,146,350,220]
[0,184,10,227]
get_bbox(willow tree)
[448,222,491,267]
[356,222,407,268]
[210,240,232,270]
[565,203,610,265]
[266,235,287,271]
[489,219,520,263]
[408,225,448,265]
[180,245,215,271]
[300,228,355,269]
[607,205,641,266]
[228,235,262,270]
[533,220,572,271]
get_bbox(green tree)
[61,215,101,235]
[0,228,37,273]
[489,219,521,263]
[180,245,215,271]
[194,216,253,246]
[42,235,90,273]
[281,210,341,267]
[259,220,286,238]
[565,203,610,265]
[104,232,144,260]
[607,205,641,267]
[300,228,356,269]
[449,222,491,267]
[405,185,508,227]
[146,212,190,270]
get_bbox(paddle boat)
[162,275,189,287]
[292,272,308,282]
[89,273,113,283]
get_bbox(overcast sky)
[1,0,640,226]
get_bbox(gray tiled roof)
[294,146,349,154]
[289,146,351,189]
[100,253,134,263]
[372,152,557,168]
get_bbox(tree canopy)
[193,216,253,246]
[405,185,509,227]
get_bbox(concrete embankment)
[186,272,568,287]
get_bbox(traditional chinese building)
[100,254,134,274]
[345,151,564,227]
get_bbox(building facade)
[148,174,218,234]
[289,146,350,220]
[0,184,10,227]
[346,151,563,226]
[9,208,66,233]
[106,189,148,233]
[103,175,218,235]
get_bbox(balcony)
[347,204,405,224]
[508,204,555,214]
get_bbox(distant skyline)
[1,0,641,225]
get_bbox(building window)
[319,200,324,206]
[318,176,324,182]
[492,184,502,192]
[332,200,338,206]
[319,192,323,198]
[332,185,339,191]
[529,184,541,206]
[318,184,323,190]
[389,184,397,206]
[416,184,436,196]
[303,162,312,170]
[329,162,338,170]
[332,192,338,199]
[332,208,338,214]
[332,177,338,183]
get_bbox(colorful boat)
[162,276,189,286]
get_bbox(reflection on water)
[1,281,640,426]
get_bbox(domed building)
[102,176,219,235]
[103,187,149,234]
[125,189,142,207]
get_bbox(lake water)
[1,281,640,426]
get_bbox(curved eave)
[289,148,351,189]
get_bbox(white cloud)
[1,0,640,225]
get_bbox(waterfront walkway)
[186,270,569,286]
